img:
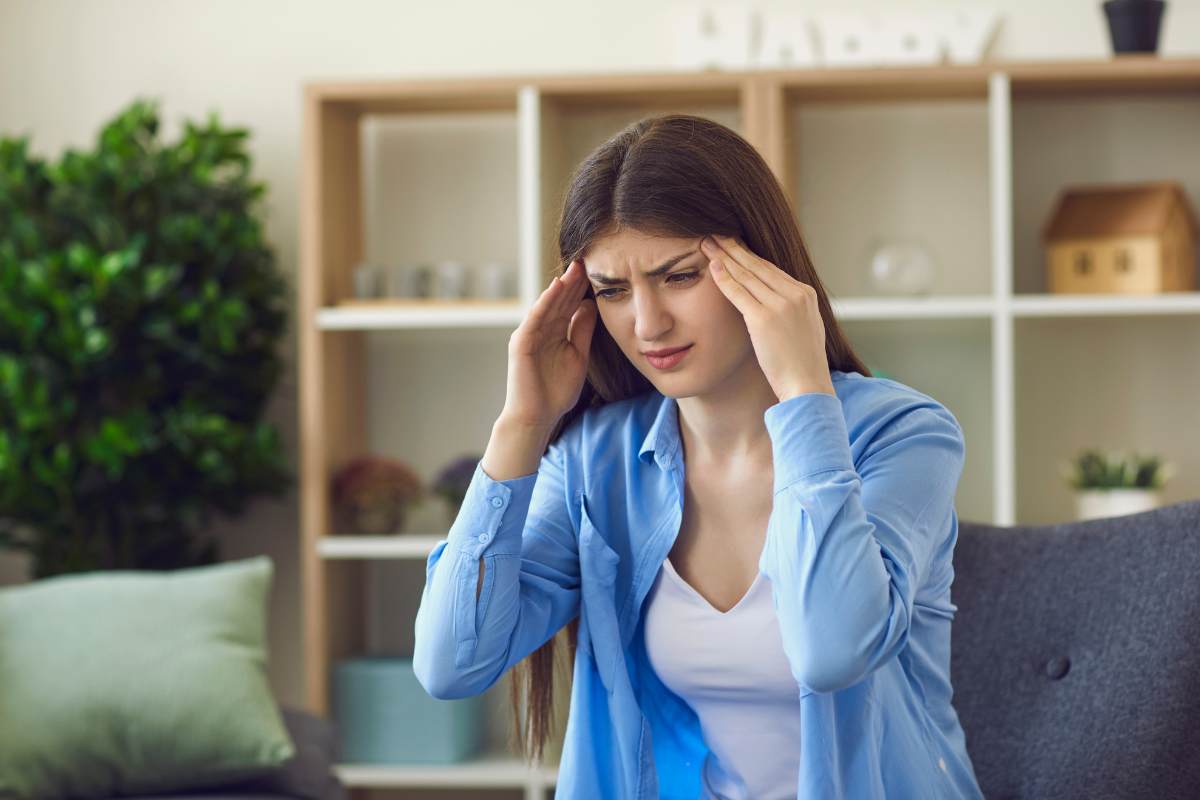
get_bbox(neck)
[675,360,781,468]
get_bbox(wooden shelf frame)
[299,56,1200,793]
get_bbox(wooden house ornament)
[1041,180,1198,294]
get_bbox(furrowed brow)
[587,250,698,286]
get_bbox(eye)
[593,271,700,301]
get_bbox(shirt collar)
[636,370,853,470]
[638,390,681,470]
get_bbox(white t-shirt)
[643,556,802,800]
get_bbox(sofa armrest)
[251,705,347,800]
[181,705,347,800]
[111,705,347,800]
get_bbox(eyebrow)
[586,250,699,286]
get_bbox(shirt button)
[1044,656,1070,680]
[490,497,504,508]
[478,532,491,543]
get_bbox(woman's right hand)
[500,259,598,430]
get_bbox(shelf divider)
[989,69,1016,526]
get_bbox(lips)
[642,345,691,357]
[644,344,692,370]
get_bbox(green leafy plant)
[1059,448,1175,491]
[0,99,292,578]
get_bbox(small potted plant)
[431,454,483,525]
[1059,448,1175,521]
[331,456,424,535]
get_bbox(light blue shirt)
[414,369,985,799]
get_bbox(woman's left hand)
[701,233,835,401]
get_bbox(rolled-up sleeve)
[760,391,965,695]
[413,432,581,700]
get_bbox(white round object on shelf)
[866,239,938,296]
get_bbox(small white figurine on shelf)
[754,11,819,69]
[668,3,1002,70]
[671,2,756,71]
[352,262,382,298]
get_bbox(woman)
[413,114,984,799]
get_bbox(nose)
[632,286,673,343]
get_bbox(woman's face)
[582,227,756,396]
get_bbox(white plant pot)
[1074,488,1163,521]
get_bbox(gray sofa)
[117,499,1200,800]
[951,497,1200,799]
[116,706,346,800]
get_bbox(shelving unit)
[299,56,1200,797]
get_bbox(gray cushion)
[951,498,1200,799]
[125,795,293,800]
[116,707,346,800]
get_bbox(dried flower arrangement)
[331,455,424,535]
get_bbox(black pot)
[1102,0,1166,54]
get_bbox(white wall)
[1,0,1197,707]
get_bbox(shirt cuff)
[763,391,855,495]
[444,460,539,559]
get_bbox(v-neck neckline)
[662,556,766,616]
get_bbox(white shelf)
[1010,292,1200,317]
[831,294,995,320]
[318,534,444,559]
[317,302,525,330]
[312,292,1200,332]
[335,753,558,789]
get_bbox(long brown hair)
[508,113,872,763]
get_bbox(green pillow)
[0,555,295,799]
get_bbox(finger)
[703,239,773,304]
[708,258,760,316]
[567,296,597,352]
[546,260,585,320]
[562,258,588,299]
[712,234,799,296]
[527,266,573,328]
[561,261,594,322]
[562,258,590,295]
